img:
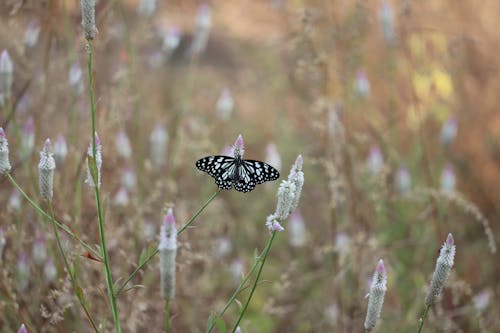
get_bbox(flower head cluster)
[425,233,456,306]
[0,50,13,99]
[159,208,177,300]
[364,259,387,331]
[81,0,96,40]
[85,132,102,188]
[0,127,11,174]
[266,155,304,232]
[38,139,56,200]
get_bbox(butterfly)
[196,155,280,192]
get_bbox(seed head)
[81,0,96,40]
[38,139,56,200]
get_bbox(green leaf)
[215,316,227,333]
[206,312,216,331]
[87,155,98,185]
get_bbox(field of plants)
[0,0,498,332]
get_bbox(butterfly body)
[196,155,279,192]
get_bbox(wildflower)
[17,252,30,291]
[216,88,234,121]
[473,290,491,312]
[367,145,383,175]
[265,142,281,172]
[150,123,168,168]
[138,0,157,18]
[235,327,242,333]
[53,134,68,164]
[8,189,21,211]
[0,127,11,174]
[0,228,6,262]
[24,20,41,48]
[43,257,58,283]
[159,208,177,300]
[81,0,96,40]
[114,186,129,206]
[425,234,456,306]
[38,139,56,201]
[221,145,233,156]
[355,70,370,98]
[288,211,306,247]
[121,167,137,190]
[395,165,411,194]
[440,116,458,146]
[32,235,47,266]
[162,27,181,55]
[69,62,84,95]
[230,259,245,284]
[379,1,395,45]
[364,259,387,331]
[275,180,296,220]
[214,237,232,258]
[18,324,27,333]
[143,219,156,241]
[188,4,212,57]
[288,155,304,212]
[115,130,132,159]
[440,164,456,193]
[231,134,244,158]
[85,132,102,188]
[21,117,35,158]
[0,50,13,99]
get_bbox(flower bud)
[38,139,56,200]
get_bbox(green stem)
[164,298,170,333]
[206,234,270,333]
[116,190,220,296]
[48,202,99,332]
[86,40,122,333]
[5,173,101,259]
[230,232,278,333]
[417,305,431,333]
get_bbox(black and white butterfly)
[196,155,280,192]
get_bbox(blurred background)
[0,0,498,332]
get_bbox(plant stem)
[206,234,270,333]
[48,202,100,332]
[417,305,431,333]
[6,173,101,259]
[115,190,220,295]
[230,231,278,333]
[86,40,122,333]
[164,298,170,333]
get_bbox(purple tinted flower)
[162,27,181,54]
[440,164,456,193]
[0,50,13,99]
[396,165,411,193]
[275,180,296,220]
[24,20,41,48]
[18,324,27,333]
[113,186,129,206]
[355,70,370,98]
[38,139,56,200]
[287,155,304,212]
[425,233,456,306]
[216,88,234,121]
[379,1,395,45]
[440,116,458,146]
[364,259,387,330]
[159,208,177,300]
[231,134,245,159]
[115,130,132,159]
[265,143,281,172]
[53,134,68,164]
[367,145,383,175]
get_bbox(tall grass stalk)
[6,173,101,259]
[86,40,122,333]
[47,201,99,332]
[230,231,278,332]
[116,190,221,295]
[417,305,431,333]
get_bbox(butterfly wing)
[196,155,236,190]
[234,160,280,192]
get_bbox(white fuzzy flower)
[364,259,387,331]
[38,139,56,200]
[159,208,177,300]
[85,132,102,188]
[425,234,455,306]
